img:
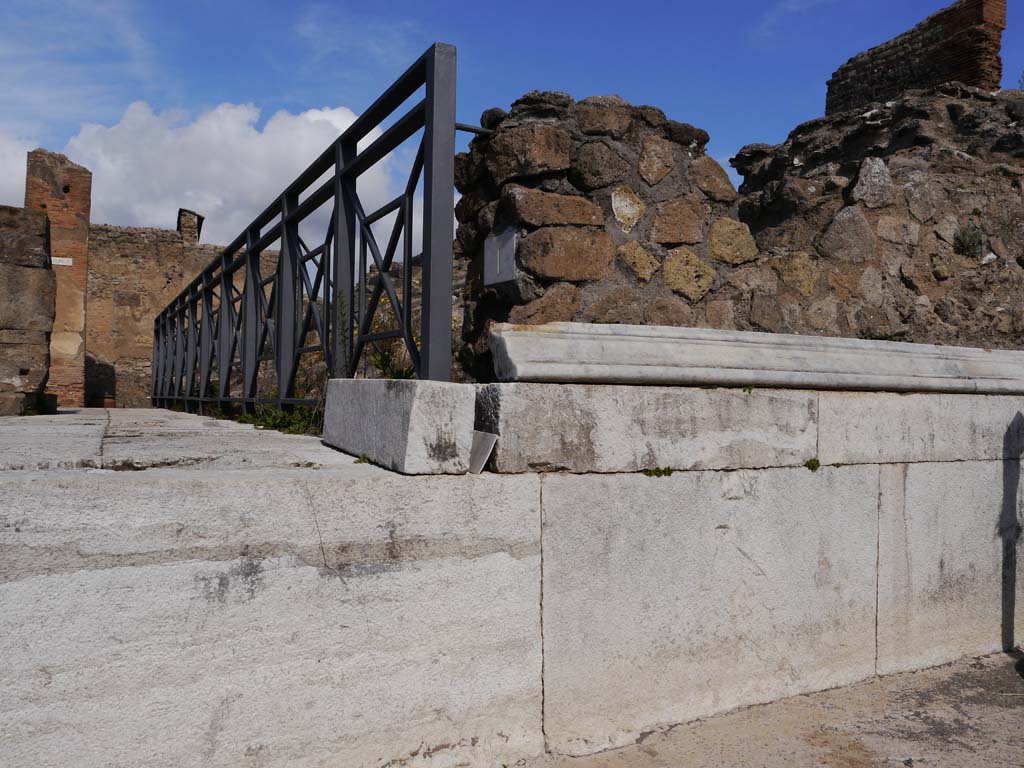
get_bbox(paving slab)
[533,652,1024,768]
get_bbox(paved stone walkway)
[539,652,1024,768]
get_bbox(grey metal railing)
[151,43,456,410]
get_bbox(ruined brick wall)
[85,212,218,407]
[24,150,91,407]
[456,92,750,380]
[0,206,55,415]
[825,0,1006,116]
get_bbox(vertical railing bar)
[420,42,456,381]
[242,228,262,408]
[276,193,300,406]
[217,258,233,400]
[333,142,356,377]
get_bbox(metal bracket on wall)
[483,228,517,286]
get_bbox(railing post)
[332,142,356,377]
[184,289,199,411]
[217,257,233,400]
[420,42,456,381]
[198,278,213,411]
[241,228,262,409]
[277,193,300,404]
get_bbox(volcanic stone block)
[518,227,615,281]
[484,124,571,184]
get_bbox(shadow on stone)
[1000,413,1023,652]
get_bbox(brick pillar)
[176,208,204,244]
[24,150,92,408]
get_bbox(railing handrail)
[152,43,457,410]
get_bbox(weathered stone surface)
[777,252,821,297]
[478,383,818,473]
[708,218,758,264]
[0,393,26,416]
[645,295,696,327]
[664,120,710,151]
[484,124,571,184]
[0,264,56,333]
[0,206,49,268]
[542,467,878,754]
[502,184,603,227]
[877,216,921,245]
[651,197,705,245]
[617,241,660,283]
[819,206,877,262]
[509,283,581,324]
[877,460,1023,675]
[322,379,476,474]
[851,157,896,209]
[582,287,645,325]
[576,98,632,137]
[638,136,674,185]
[818,391,1024,465]
[663,247,715,301]
[691,155,737,202]
[519,228,615,281]
[569,142,630,191]
[0,413,544,767]
[610,186,646,233]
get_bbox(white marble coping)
[489,322,1024,394]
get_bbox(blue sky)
[1,0,1021,242]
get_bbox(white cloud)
[64,101,404,248]
[750,0,834,48]
[0,134,33,208]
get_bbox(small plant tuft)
[805,457,821,472]
[354,455,370,464]
[642,466,675,478]
[742,385,754,394]
[953,223,984,258]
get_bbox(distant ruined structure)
[825,0,1006,115]
[11,150,219,408]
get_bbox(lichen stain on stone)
[197,551,264,603]
[426,432,458,463]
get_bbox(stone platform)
[1,405,1021,766]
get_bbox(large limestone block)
[477,383,817,473]
[0,331,50,395]
[819,392,1024,465]
[541,467,879,756]
[0,467,543,767]
[322,379,476,474]
[876,461,1024,675]
[0,263,55,332]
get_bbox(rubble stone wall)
[732,82,1024,352]
[0,206,55,415]
[455,92,751,380]
[825,0,1006,116]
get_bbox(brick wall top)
[825,0,1006,116]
